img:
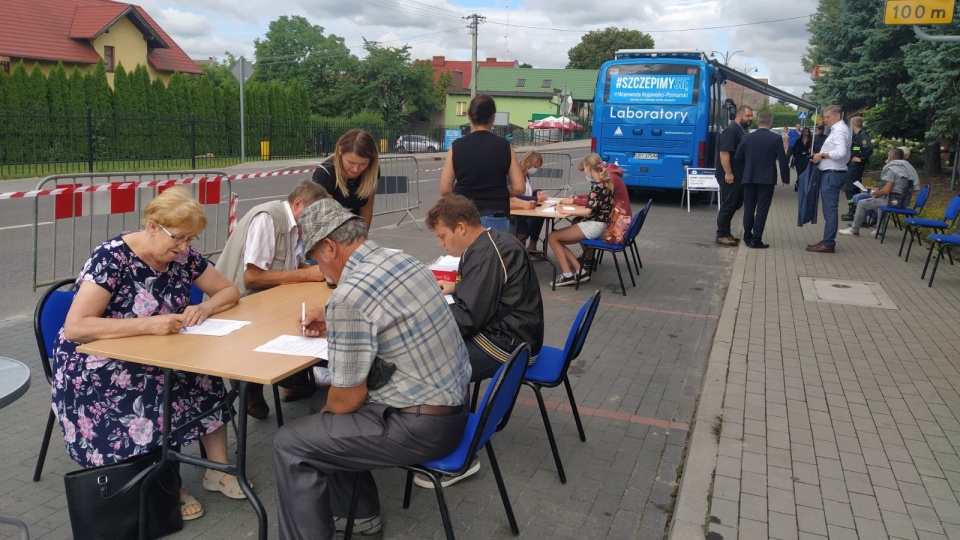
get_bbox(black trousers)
[742,184,776,242]
[716,180,744,237]
[844,161,866,202]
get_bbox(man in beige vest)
[217,179,329,419]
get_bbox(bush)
[868,135,922,170]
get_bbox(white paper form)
[854,181,868,192]
[254,335,329,358]
[444,294,455,304]
[179,319,252,336]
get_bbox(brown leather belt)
[394,404,462,416]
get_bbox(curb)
[668,241,746,539]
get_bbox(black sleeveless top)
[451,130,512,216]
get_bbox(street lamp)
[710,50,743,64]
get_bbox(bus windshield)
[602,64,701,106]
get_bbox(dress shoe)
[281,383,316,402]
[806,240,824,248]
[245,391,269,420]
[726,234,740,243]
[715,236,738,246]
[840,212,854,222]
[806,243,835,253]
[745,240,769,249]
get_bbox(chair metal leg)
[928,245,947,287]
[899,225,911,257]
[428,474,456,540]
[343,472,363,540]
[33,410,55,481]
[876,213,889,242]
[470,382,481,413]
[630,242,641,270]
[402,470,415,508]
[485,442,519,535]
[904,227,919,262]
[527,383,567,483]
[611,253,627,296]
[922,239,938,279]
[272,384,283,428]
[621,252,636,288]
[562,377,586,442]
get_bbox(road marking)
[0,222,52,231]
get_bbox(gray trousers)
[852,195,888,231]
[272,387,468,540]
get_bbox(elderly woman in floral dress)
[51,187,242,522]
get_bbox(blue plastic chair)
[32,278,77,481]
[578,200,652,296]
[344,344,531,540]
[899,194,960,262]
[877,185,929,242]
[523,290,601,483]
[921,233,960,287]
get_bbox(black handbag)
[63,449,183,540]
[888,190,910,209]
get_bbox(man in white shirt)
[217,179,329,419]
[807,105,852,254]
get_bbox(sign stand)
[681,167,720,212]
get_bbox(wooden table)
[78,282,332,540]
[511,203,581,290]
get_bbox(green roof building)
[444,67,598,127]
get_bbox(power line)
[483,14,812,34]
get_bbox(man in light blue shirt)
[807,105,851,253]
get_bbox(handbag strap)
[97,461,160,501]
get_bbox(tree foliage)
[566,27,654,69]
[358,41,438,127]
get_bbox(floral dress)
[585,182,615,224]
[51,236,229,468]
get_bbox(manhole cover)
[799,278,898,309]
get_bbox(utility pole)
[465,14,485,99]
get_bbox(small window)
[516,78,525,87]
[0,58,9,74]
[104,46,115,72]
[456,101,468,116]
[541,79,551,88]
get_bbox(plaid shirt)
[325,241,471,408]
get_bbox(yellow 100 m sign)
[884,0,955,24]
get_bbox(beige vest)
[215,201,293,298]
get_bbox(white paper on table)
[540,206,558,214]
[854,181,868,192]
[562,206,577,211]
[179,319,252,336]
[444,294,455,304]
[541,199,559,208]
[254,335,329,358]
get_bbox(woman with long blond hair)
[311,128,380,230]
[510,150,549,253]
[546,153,615,287]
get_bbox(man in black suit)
[733,111,790,248]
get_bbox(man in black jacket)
[715,106,754,246]
[841,116,873,221]
[733,111,791,248]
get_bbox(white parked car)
[395,135,441,153]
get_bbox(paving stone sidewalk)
[671,187,960,539]
[1,191,733,539]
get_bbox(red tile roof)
[422,56,519,89]
[0,0,200,74]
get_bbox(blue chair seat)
[900,194,960,262]
[523,346,564,383]
[420,415,480,471]
[905,218,948,228]
[577,199,652,296]
[922,233,960,287]
[877,185,929,242]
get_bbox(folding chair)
[877,185,929,243]
[921,233,960,287]
[344,344,531,540]
[33,278,77,481]
[577,200,652,296]
[522,290,601,483]
[899,194,960,262]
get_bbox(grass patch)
[711,415,723,444]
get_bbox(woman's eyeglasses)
[158,224,198,246]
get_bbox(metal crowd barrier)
[373,156,421,229]
[522,152,574,196]
[32,170,231,290]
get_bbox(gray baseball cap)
[299,198,362,254]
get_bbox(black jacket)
[734,127,790,185]
[850,129,873,164]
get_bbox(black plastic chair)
[344,344,531,540]
[876,185,929,242]
[33,278,77,481]
[899,194,960,262]
[521,290,601,483]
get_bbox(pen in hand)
[301,302,306,337]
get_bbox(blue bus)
[591,50,734,191]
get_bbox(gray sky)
[141,0,816,98]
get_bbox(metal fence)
[520,152,575,196]
[373,156,422,229]
[32,170,231,290]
